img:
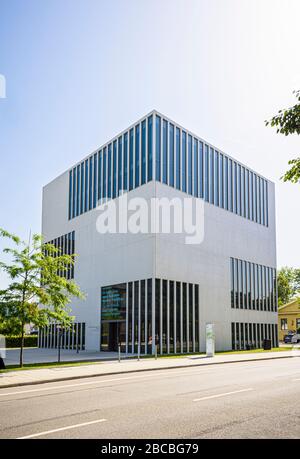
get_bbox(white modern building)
[40,110,278,354]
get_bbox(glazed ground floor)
[39,277,278,354]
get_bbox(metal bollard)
[118,345,121,363]
[155,344,158,360]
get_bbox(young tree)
[265,89,300,183]
[0,228,84,367]
[277,266,300,306]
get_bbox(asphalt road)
[0,358,300,439]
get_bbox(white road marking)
[17,418,107,439]
[193,388,254,402]
[292,378,300,381]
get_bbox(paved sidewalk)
[1,349,299,389]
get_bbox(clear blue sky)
[0,0,299,287]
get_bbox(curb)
[0,353,299,390]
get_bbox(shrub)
[4,335,38,348]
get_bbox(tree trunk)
[20,321,25,367]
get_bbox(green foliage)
[265,90,300,183]
[0,228,85,366]
[4,335,37,348]
[277,266,300,306]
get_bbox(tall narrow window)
[129,129,134,190]
[163,119,168,184]
[209,148,214,204]
[107,145,112,199]
[193,138,198,197]
[204,145,209,201]
[237,164,241,216]
[176,128,181,190]
[135,124,140,187]
[155,116,161,182]
[80,162,84,213]
[219,153,224,208]
[199,142,204,198]
[224,156,228,210]
[72,168,76,218]
[76,165,80,217]
[84,160,88,212]
[147,116,153,182]
[182,131,187,192]
[188,134,192,195]
[233,162,237,214]
[228,159,233,212]
[241,166,245,217]
[214,150,219,206]
[89,156,93,210]
[69,170,72,220]
[102,148,107,199]
[93,153,97,208]
[123,133,128,191]
[118,137,123,194]
[169,123,174,187]
[97,152,101,203]
[141,120,146,185]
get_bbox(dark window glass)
[199,142,204,198]
[228,159,233,212]
[195,284,199,351]
[147,116,153,181]
[69,171,72,220]
[155,279,161,354]
[129,129,134,190]
[169,281,174,353]
[219,153,223,208]
[118,137,123,194]
[231,258,234,308]
[182,283,187,352]
[135,125,140,188]
[162,280,167,353]
[188,284,193,351]
[80,162,84,214]
[232,323,235,350]
[214,150,219,206]
[89,156,93,210]
[188,135,192,195]
[141,120,146,185]
[237,164,241,216]
[113,140,117,199]
[76,164,80,216]
[209,148,214,204]
[84,160,88,212]
[72,168,76,218]
[176,282,181,353]
[141,280,145,354]
[107,144,112,199]
[194,138,198,197]
[169,123,174,187]
[134,281,139,353]
[204,145,209,202]
[182,131,187,192]
[176,128,181,190]
[163,120,168,184]
[155,116,161,182]
[103,148,107,199]
[241,166,245,217]
[123,133,128,191]
[147,279,152,354]
[93,153,97,208]
[128,283,132,353]
[97,152,101,202]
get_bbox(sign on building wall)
[206,323,215,357]
[101,284,126,321]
